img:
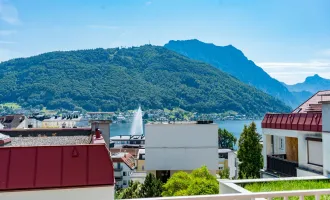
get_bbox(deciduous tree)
[218,128,237,149]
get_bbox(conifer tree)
[237,122,263,179]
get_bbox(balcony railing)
[267,155,298,177]
[127,189,330,200]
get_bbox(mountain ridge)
[0,45,290,115]
[164,39,297,107]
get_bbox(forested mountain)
[0,45,290,115]
[164,39,297,107]
[284,74,330,93]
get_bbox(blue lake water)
[110,120,262,140]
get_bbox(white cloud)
[0,29,16,36]
[257,60,330,84]
[87,25,119,30]
[0,40,16,44]
[0,0,20,25]
[145,1,152,5]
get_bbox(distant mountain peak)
[285,74,330,93]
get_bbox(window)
[307,138,323,166]
[123,180,127,185]
[219,166,224,170]
[139,154,145,160]
[219,153,228,159]
[142,165,144,170]
[279,138,284,150]
[123,171,127,176]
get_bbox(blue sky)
[1,0,330,84]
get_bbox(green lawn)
[243,180,330,200]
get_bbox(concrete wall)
[228,151,237,179]
[145,123,218,171]
[0,186,114,200]
[297,168,322,177]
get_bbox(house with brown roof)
[111,152,136,189]
[261,90,330,178]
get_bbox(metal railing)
[267,155,298,177]
[127,189,330,200]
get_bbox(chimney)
[95,128,101,139]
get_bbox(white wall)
[323,103,330,177]
[227,151,237,179]
[145,123,218,171]
[0,186,114,200]
[297,168,322,177]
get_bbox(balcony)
[114,166,123,171]
[267,155,298,177]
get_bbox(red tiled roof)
[293,90,330,113]
[110,148,140,158]
[112,153,135,170]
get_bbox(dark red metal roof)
[0,140,114,191]
[262,113,322,132]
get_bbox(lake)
[110,120,262,140]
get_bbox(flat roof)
[146,121,215,125]
[110,135,145,140]
[218,149,233,153]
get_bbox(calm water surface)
[110,120,262,140]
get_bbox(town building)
[110,135,145,148]
[0,114,28,129]
[261,90,329,178]
[136,148,145,172]
[145,121,218,183]
[41,115,89,128]
[112,152,136,189]
[0,121,115,200]
[218,149,238,179]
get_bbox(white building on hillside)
[145,121,218,183]
[261,90,330,178]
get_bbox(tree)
[237,122,263,179]
[162,165,219,196]
[219,167,230,179]
[116,181,142,199]
[139,173,163,198]
[218,128,237,149]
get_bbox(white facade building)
[112,152,136,189]
[261,91,330,178]
[145,121,218,182]
[218,149,238,179]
